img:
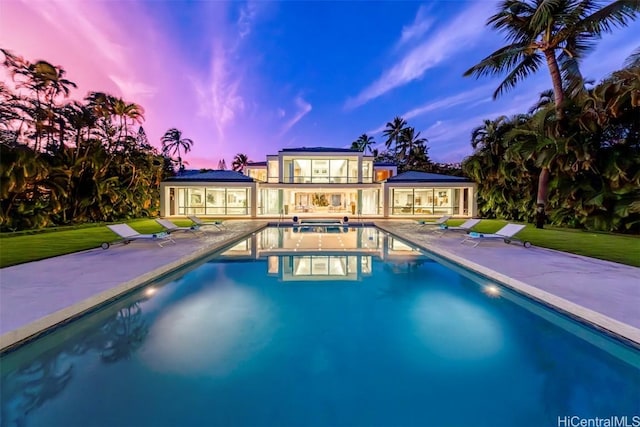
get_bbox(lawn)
[446,219,640,267]
[0,218,638,268]
[0,219,194,268]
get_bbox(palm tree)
[161,128,193,171]
[383,116,407,156]
[397,127,427,160]
[464,0,640,227]
[232,153,250,171]
[352,133,376,154]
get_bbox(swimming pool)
[1,227,639,426]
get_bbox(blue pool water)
[1,227,639,427]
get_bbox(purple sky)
[2,0,638,168]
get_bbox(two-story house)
[159,147,476,219]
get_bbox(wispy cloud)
[238,1,258,39]
[193,42,245,139]
[279,96,312,137]
[365,84,493,135]
[345,1,494,109]
[398,4,433,47]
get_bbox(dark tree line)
[0,48,190,231]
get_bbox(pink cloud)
[0,0,248,169]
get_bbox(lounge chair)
[102,224,175,249]
[155,218,202,235]
[188,215,226,231]
[417,215,451,229]
[433,218,481,237]
[460,223,531,248]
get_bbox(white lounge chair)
[417,215,451,229]
[433,218,481,237]
[188,215,226,231]
[460,223,531,248]
[155,218,202,235]
[103,224,175,249]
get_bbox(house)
[159,147,477,218]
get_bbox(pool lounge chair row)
[417,217,531,248]
[102,216,226,249]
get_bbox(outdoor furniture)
[188,215,226,231]
[102,224,176,249]
[460,223,531,248]
[417,215,451,229]
[155,218,202,235]
[433,218,481,237]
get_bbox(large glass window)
[247,168,266,182]
[177,187,250,215]
[329,159,347,183]
[260,189,280,215]
[392,189,415,215]
[361,189,379,215]
[287,158,359,183]
[348,160,358,183]
[390,188,459,215]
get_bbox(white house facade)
[159,147,477,219]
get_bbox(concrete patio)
[1,220,639,351]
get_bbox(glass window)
[311,160,330,183]
[392,189,414,215]
[348,160,358,183]
[261,189,280,215]
[268,160,279,183]
[362,161,373,183]
[293,159,311,183]
[329,159,347,183]
[361,189,379,215]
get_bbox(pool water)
[1,227,639,427]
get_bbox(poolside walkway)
[0,221,267,351]
[1,220,639,351]
[375,220,640,344]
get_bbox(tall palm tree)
[464,0,640,227]
[383,116,407,156]
[161,128,193,171]
[232,153,250,171]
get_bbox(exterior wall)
[159,151,477,218]
[159,181,256,217]
[383,182,477,218]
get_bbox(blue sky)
[3,0,639,167]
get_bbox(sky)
[1,0,638,168]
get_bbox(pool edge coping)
[374,222,640,347]
[2,221,638,352]
[0,222,269,353]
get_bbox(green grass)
[0,219,193,268]
[1,218,638,268]
[446,219,640,267]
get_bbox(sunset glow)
[2,0,638,168]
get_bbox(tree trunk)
[535,167,550,228]
[543,49,564,120]
[538,50,565,228]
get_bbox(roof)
[246,161,267,167]
[280,147,360,153]
[374,162,397,167]
[385,171,471,183]
[165,170,255,182]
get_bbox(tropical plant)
[232,153,250,171]
[464,0,640,227]
[161,128,193,171]
[351,133,376,154]
[383,116,408,156]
